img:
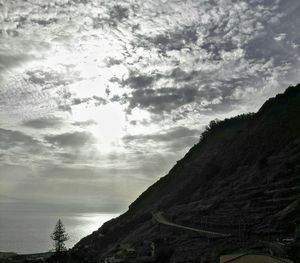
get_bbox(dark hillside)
[68,84,300,263]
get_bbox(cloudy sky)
[1,0,300,213]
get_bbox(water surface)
[0,207,118,254]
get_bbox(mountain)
[69,85,300,263]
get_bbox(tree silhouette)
[50,219,69,253]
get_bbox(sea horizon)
[0,204,118,254]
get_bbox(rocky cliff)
[69,85,300,263]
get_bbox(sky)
[0,0,300,214]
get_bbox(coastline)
[0,251,54,263]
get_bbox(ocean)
[0,207,118,254]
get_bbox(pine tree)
[50,219,69,253]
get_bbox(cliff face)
[70,85,300,263]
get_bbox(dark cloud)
[0,128,40,151]
[72,97,92,106]
[31,18,58,26]
[4,29,20,37]
[93,4,130,29]
[244,30,299,67]
[22,117,64,129]
[121,61,269,114]
[58,104,72,114]
[72,120,97,127]
[93,96,108,106]
[44,131,95,149]
[105,57,123,67]
[54,92,98,110]
[109,5,129,23]
[25,69,80,87]
[0,53,33,72]
[137,25,198,52]
[170,68,197,82]
[128,87,198,113]
[123,72,155,89]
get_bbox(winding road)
[152,212,231,238]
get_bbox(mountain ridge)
[68,84,300,263]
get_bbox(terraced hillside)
[68,85,300,263]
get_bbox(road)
[152,212,231,238]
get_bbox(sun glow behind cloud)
[9,24,136,150]
[72,102,126,150]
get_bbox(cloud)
[123,71,156,89]
[0,163,33,181]
[0,128,40,150]
[123,126,198,142]
[58,105,72,114]
[0,53,33,72]
[128,87,198,113]
[22,117,64,129]
[44,131,96,149]
[92,96,108,106]
[139,25,198,52]
[0,163,134,213]
[92,4,130,29]
[109,5,129,23]
[123,126,199,152]
[71,97,93,106]
[25,69,81,88]
[170,68,197,82]
[72,120,97,127]
[30,18,58,26]
[105,57,123,67]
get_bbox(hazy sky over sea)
[1,0,300,213]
